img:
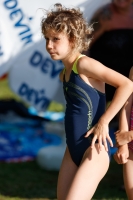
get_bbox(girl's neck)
[62,52,81,69]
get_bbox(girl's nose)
[47,40,53,49]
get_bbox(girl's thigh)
[66,144,110,200]
[57,146,78,200]
[123,149,133,200]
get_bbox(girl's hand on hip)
[85,123,113,152]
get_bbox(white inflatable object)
[36,143,66,171]
[37,122,66,171]
[0,0,87,74]
[1,0,111,111]
[9,39,64,111]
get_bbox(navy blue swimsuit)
[63,55,110,166]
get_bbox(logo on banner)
[3,0,33,45]
[9,44,64,111]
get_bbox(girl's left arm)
[79,57,133,151]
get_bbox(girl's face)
[113,0,133,9]
[45,30,73,61]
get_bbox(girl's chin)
[50,56,59,60]
[50,54,61,60]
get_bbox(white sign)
[9,39,64,111]
[0,0,111,111]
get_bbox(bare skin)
[45,29,133,200]
[57,145,109,200]
[114,66,133,199]
[114,67,133,154]
[114,144,129,164]
[123,149,133,200]
[115,130,133,146]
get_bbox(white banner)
[1,0,111,111]
[0,0,87,71]
[9,39,64,111]
[0,0,37,75]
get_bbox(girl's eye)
[54,37,59,41]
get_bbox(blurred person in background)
[86,0,133,192]
[87,0,133,107]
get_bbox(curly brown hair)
[41,3,93,52]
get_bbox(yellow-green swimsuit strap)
[72,55,85,74]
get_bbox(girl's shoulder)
[77,55,98,69]
[76,55,101,75]
[76,55,91,69]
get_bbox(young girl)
[41,3,133,200]
[114,66,133,200]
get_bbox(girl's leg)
[57,146,78,200]
[123,149,133,200]
[66,144,110,200]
